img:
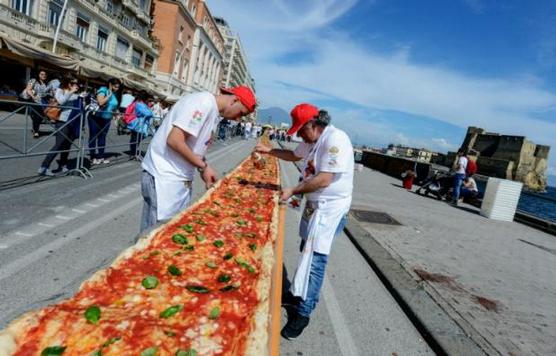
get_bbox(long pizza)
[0,155,281,356]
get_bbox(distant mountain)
[257,107,290,126]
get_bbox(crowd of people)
[16,70,174,176]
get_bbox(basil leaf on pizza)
[41,346,66,356]
[84,305,101,324]
[141,347,158,356]
[176,349,198,356]
[186,285,210,293]
[213,240,224,248]
[160,305,183,318]
[142,276,159,289]
[167,264,182,276]
[172,234,188,245]
[209,306,221,319]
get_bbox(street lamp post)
[52,0,69,54]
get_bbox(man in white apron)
[140,86,257,232]
[256,103,354,339]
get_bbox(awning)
[0,36,79,71]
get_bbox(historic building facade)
[152,0,224,101]
[214,16,254,91]
[0,0,159,91]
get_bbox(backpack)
[466,159,478,176]
[123,101,138,124]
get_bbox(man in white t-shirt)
[452,147,469,205]
[255,103,354,340]
[140,86,256,231]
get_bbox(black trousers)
[41,121,74,169]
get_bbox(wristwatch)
[197,158,208,173]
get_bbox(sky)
[208,0,556,179]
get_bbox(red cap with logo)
[287,103,319,135]
[220,86,257,113]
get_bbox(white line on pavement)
[97,198,111,203]
[280,160,359,356]
[38,223,54,228]
[0,187,140,248]
[0,198,142,282]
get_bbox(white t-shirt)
[294,125,354,201]
[456,156,468,175]
[142,92,219,181]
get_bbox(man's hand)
[255,143,272,154]
[201,165,218,189]
[280,187,295,202]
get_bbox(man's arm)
[167,126,217,188]
[254,143,302,162]
[280,172,334,201]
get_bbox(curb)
[344,216,490,356]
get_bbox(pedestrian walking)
[37,75,81,176]
[88,78,121,165]
[139,85,257,232]
[451,147,468,205]
[255,103,354,339]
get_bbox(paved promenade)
[349,166,556,355]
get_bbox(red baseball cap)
[287,103,319,135]
[220,85,257,113]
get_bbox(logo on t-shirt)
[189,110,204,127]
[328,146,339,166]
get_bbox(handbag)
[44,98,61,121]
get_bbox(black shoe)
[281,311,310,340]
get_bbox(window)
[106,0,113,14]
[139,0,147,11]
[178,26,184,43]
[132,47,143,67]
[145,54,154,71]
[76,13,90,42]
[121,13,132,29]
[174,51,181,75]
[11,0,33,16]
[97,28,108,51]
[116,37,129,59]
[47,0,63,27]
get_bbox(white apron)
[155,178,192,220]
[290,126,352,299]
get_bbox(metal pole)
[52,0,69,53]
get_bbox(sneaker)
[92,158,101,165]
[54,166,69,175]
[37,167,54,176]
[281,311,310,340]
[33,132,39,138]
[102,158,110,164]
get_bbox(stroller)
[416,170,453,200]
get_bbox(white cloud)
[209,0,556,154]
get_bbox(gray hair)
[313,110,331,127]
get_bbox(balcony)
[122,0,149,23]
[0,4,52,39]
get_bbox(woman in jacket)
[37,75,80,176]
[88,78,121,165]
[127,91,153,159]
